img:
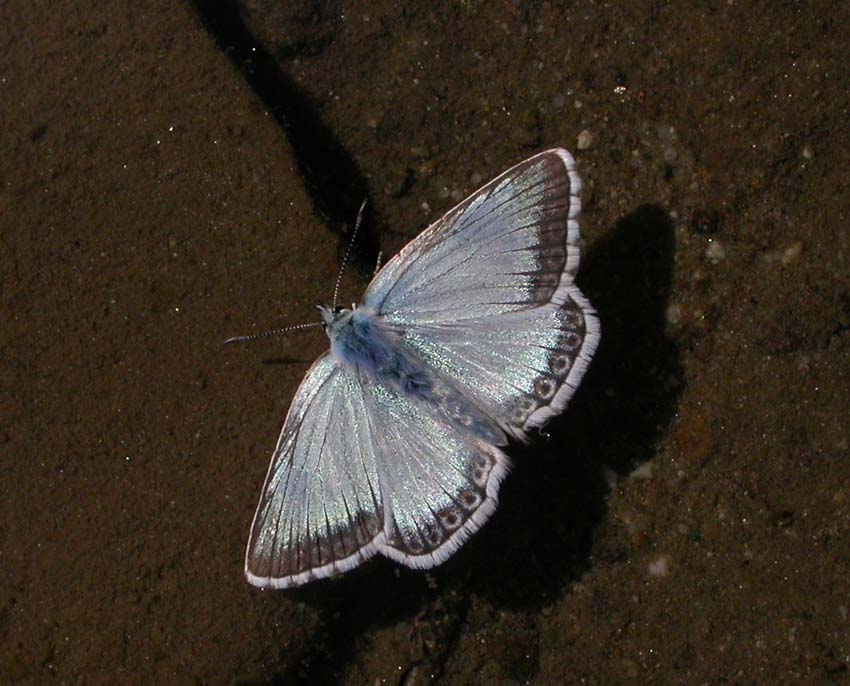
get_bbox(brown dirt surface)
[2,1,848,684]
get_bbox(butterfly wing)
[362,377,510,567]
[245,353,385,589]
[362,148,600,438]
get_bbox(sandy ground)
[2,1,849,684]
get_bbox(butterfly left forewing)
[245,353,385,588]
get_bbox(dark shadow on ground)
[190,0,378,265]
[461,205,682,610]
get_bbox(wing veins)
[374,160,571,310]
[386,215,569,312]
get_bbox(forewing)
[245,353,384,589]
[363,148,583,321]
[363,148,600,437]
[362,382,510,567]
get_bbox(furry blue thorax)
[319,305,432,400]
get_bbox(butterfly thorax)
[318,305,433,401]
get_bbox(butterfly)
[241,148,600,588]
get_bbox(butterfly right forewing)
[364,149,581,321]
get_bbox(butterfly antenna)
[223,321,323,346]
[332,199,368,309]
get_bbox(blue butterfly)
[241,149,600,588]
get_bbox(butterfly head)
[316,303,343,323]
[315,304,352,339]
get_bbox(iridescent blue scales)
[244,149,601,588]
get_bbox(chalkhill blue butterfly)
[238,148,600,588]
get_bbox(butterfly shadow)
[246,556,470,685]
[448,204,684,611]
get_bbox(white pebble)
[665,303,682,325]
[802,144,813,159]
[781,241,803,266]
[577,129,594,150]
[602,465,619,489]
[629,462,654,480]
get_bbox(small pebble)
[705,239,726,263]
[577,129,594,150]
[648,554,671,577]
[629,462,654,480]
[665,303,682,325]
[802,144,813,159]
[781,241,803,266]
[602,465,619,489]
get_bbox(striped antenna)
[223,321,323,346]
[332,199,368,309]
